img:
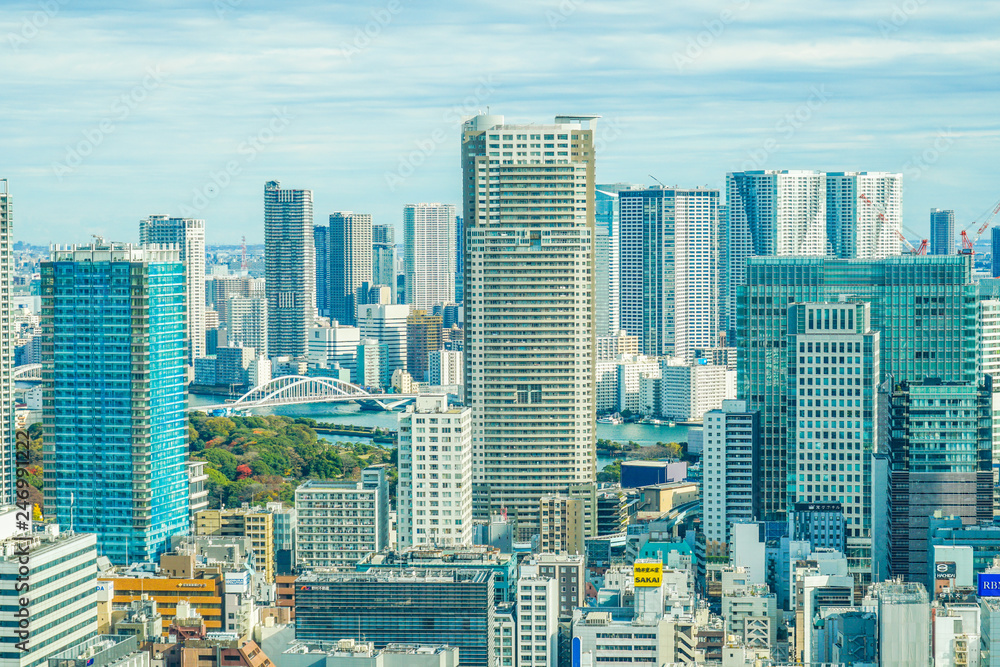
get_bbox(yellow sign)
[634,562,663,587]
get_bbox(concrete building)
[396,396,472,549]
[871,580,930,667]
[42,243,189,563]
[515,577,559,667]
[721,583,777,648]
[406,309,443,383]
[521,553,586,620]
[225,296,268,359]
[294,570,495,667]
[269,639,458,667]
[572,611,697,666]
[390,369,414,394]
[428,349,462,387]
[704,400,759,557]
[294,467,390,570]
[404,203,457,310]
[264,181,314,357]
[194,507,276,584]
[372,223,397,304]
[47,635,148,667]
[356,339,388,390]
[596,330,638,361]
[140,215,206,365]
[0,528,98,667]
[328,212,372,326]
[462,113,597,537]
[357,304,409,377]
[788,301,880,586]
[188,461,210,519]
[656,359,734,422]
[538,495,586,556]
[307,323,360,378]
[619,186,720,361]
[931,208,957,255]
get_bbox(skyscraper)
[594,185,629,338]
[618,186,720,359]
[0,180,13,505]
[455,215,464,304]
[329,211,372,326]
[930,208,956,255]
[993,228,1000,278]
[404,203,457,310]
[139,215,207,365]
[462,114,596,537]
[314,224,330,316]
[42,242,189,564]
[264,181,314,357]
[723,170,902,338]
[372,223,397,304]
[738,254,976,523]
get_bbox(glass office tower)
[42,242,189,564]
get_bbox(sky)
[1,0,999,246]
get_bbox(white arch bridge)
[13,364,42,381]
[188,375,429,413]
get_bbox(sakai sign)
[634,562,663,588]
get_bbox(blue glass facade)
[42,245,189,565]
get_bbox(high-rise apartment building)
[372,223,397,304]
[454,215,464,304]
[225,296,268,358]
[0,181,13,505]
[619,186,720,359]
[139,216,206,365]
[723,170,902,337]
[396,395,473,549]
[264,181,314,357]
[406,309,443,382]
[194,507,276,583]
[595,185,629,338]
[329,212,372,325]
[314,224,330,316]
[404,203,457,310]
[294,466,389,570]
[42,243,189,564]
[462,114,597,537]
[737,254,976,523]
[307,322,360,377]
[357,303,409,376]
[930,208,956,255]
[429,349,463,387]
[787,301,880,586]
[703,400,759,558]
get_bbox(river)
[188,393,693,472]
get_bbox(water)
[188,393,691,471]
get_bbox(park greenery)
[188,413,396,507]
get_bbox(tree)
[236,464,253,480]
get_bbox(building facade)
[462,114,597,537]
[930,208,956,255]
[396,396,473,549]
[264,181,314,357]
[329,212,372,326]
[0,181,13,505]
[404,203,457,310]
[314,224,330,316]
[357,304,409,377]
[225,296,268,358]
[372,223,397,304]
[703,400,759,557]
[42,243,189,563]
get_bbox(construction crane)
[959,197,1000,255]
[857,193,928,255]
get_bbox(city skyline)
[1,1,998,244]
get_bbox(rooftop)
[298,568,492,585]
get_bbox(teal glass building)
[737,254,977,522]
[41,243,189,564]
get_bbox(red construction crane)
[959,198,1000,255]
[858,193,928,255]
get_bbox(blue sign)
[979,574,1000,596]
[572,637,581,667]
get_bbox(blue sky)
[1,0,999,245]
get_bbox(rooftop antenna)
[649,175,666,187]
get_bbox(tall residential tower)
[329,211,372,325]
[404,203,457,310]
[462,114,597,537]
[264,181,314,357]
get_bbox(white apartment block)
[494,606,516,667]
[618,187,720,361]
[596,330,638,361]
[826,171,902,259]
[404,203,457,310]
[225,295,268,358]
[294,467,389,570]
[516,576,559,667]
[462,114,596,537]
[618,355,661,413]
[429,349,463,387]
[396,396,473,549]
[357,303,410,376]
[704,400,759,556]
[140,215,206,364]
[595,360,619,411]
[980,299,1000,509]
[658,359,734,422]
[572,611,698,666]
[308,323,361,376]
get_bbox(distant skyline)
[2,0,999,245]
